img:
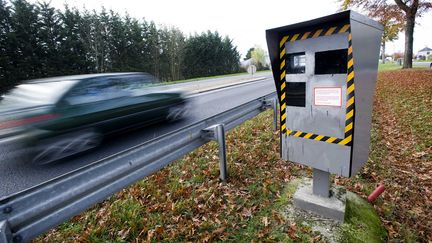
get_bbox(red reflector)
[0,114,60,130]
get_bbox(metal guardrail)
[0,92,278,242]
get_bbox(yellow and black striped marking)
[279,37,287,134]
[279,24,350,45]
[343,31,355,146]
[286,129,353,145]
[278,23,354,146]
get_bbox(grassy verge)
[378,62,402,71]
[378,62,430,72]
[161,70,271,85]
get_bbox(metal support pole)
[215,124,227,181]
[312,169,331,198]
[271,98,278,131]
[261,97,278,131]
[0,221,12,243]
[201,124,227,181]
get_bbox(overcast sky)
[29,0,432,58]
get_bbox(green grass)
[340,192,387,243]
[378,62,402,71]
[378,62,430,72]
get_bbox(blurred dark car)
[0,72,188,164]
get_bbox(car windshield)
[0,80,78,106]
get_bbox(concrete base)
[293,179,346,222]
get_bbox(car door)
[54,77,131,133]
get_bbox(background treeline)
[0,0,240,93]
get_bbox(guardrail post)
[201,124,227,181]
[271,98,278,131]
[261,97,278,131]
[0,221,12,243]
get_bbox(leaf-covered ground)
[38,69,431,242]
[337,69,432,242]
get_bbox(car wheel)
[32,129,102,165]
[166,103,188,121]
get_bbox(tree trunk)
[403,14,415,69]
[381,41,386,64]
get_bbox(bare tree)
[394,0,431,68]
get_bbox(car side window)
[64,77,128,105]
[122,74,155,90]
[120,75,142,90]
[103,77,130,99]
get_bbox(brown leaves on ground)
[38,111,315,242]
[338,69,432,241]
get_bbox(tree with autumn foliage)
[341,0,432,68]
[371,5,404,64]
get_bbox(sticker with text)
[314,87,342,107]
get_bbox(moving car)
[0,72,188,164]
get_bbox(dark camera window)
[286,82,306,107]
[315,49,347,74]
[286,52,306,74]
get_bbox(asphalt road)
[413,61,432,68]
[0,73,275,199]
